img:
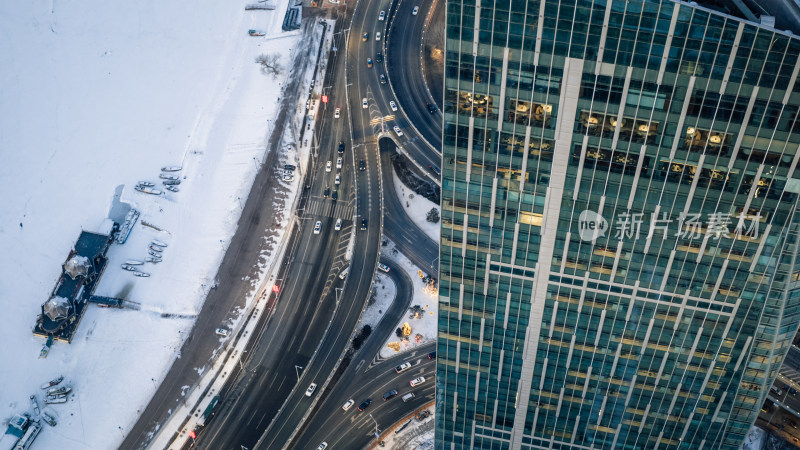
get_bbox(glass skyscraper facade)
[436,0,800,448]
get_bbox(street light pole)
[369,413,381,437]
[295,365,303,381]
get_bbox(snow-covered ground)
[379,404,434,450]
[743,425,767,450]
[379,241,438,358]
[0,1,321,448]
[357,273,396,330]
[392,170,441,242]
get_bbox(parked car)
[410,376,426,387]
[215,328,229,337]
[358,399,371,411]
[378,263,390,272]
[306,383,317,396]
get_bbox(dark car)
[427,351,436,359]
[332,190,339,200]
[358,399,371,411]
[338,141,345,153]
[379,74,387,84]
[429,165,441,176]
[376,52,383,63]
[284,164,296,171]
[383,390,398,401]
[323,188,330,198]
[426,102,437,113]
[361,218,368,230]
[359,159,366,171]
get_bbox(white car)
[326,161,332,172]
[389,100,398,111]
[334,107,340,119]
[335,218,343,231]
[396,362,411,373]
[362,98,368,108]
[342,399,355,411]
[335,174,341,185]
[215,328,229,337]
[376,32,381,41]
[378,10,385,20]
[378,263,390,272]
[412,6,419,15]
[393,125,404,137]
[336,157,342,169]
[410,376,426,387]
[306,383,317,396]
[313,221,322,235]
[282,173,294,182]
[317,443,328,450]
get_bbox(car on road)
[376,32,381,41]
[215,328,229,337]
[359,159,366,171]
[335,107,340,118]
[412,6,419,15]
[317,443,328,450]
[402,393,415,402]
[336,157,342,169]
[427,351,436,359]
[358,399,371,411]
[376,53,383,63]
[784,384,798,396]
[426,102,437,113]
[313,221,322,235]
[362,32,368,41]
[395,362,411,373]
[335,218,343,231]
[282,172,294,181]
[429,165,441,176]
[342,399,354,411]
[383,389,398,401]
[378,10,385,20]
[323,188,330,198]
[379,74,387,84]
[378,263,390,272]
[306,383,318,396]
[410,376,426,387]
[338,141,345,153]
[361,218,368,230]
[389,100,398,111]
[362,98,369,109]
[335,174,341,185]
[393,125,404,137]
[326,160,332,172]
[367,58,373,68]
[332,190,339,200]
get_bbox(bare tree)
[255,53,283,79]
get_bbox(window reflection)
[578,111,658,144]
[683,127,731,155]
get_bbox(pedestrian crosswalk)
[306,198,354,220]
